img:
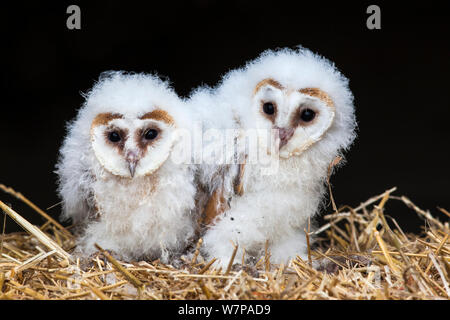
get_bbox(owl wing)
[189,86,248,226]
[55,120,97,225]
[200,161,246,227]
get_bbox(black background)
[1,1,449,233]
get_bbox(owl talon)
[314,255,372,274]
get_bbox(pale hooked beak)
[275,127,295,149]
[126,151,139,178]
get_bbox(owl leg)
[75,221,130,260]
[201,227,243,269]
[201,208,268,269]
[268,233,308,265]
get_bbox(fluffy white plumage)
[190,47,357,267]
[56,71,198,262]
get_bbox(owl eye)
[300,108,316,122]
[108,131,121,143]
[144,129,158,140]
[262,102,275,115]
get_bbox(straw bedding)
[0,184,449,300]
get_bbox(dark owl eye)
[300,108,316,122]
[144,129,158,140]
[262,102,275,115]
[108,131,121,142]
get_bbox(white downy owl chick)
[193,48,357,267]
[56,71,198,262]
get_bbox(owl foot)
[78,249,120,270]
[314,255,371,274]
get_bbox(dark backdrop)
[1,1,449,233]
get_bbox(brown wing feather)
[233,163,246,196]
[203,187,229,226]
[202,162,246,227]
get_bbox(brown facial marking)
[134,125,161,156]
[140,109,174,125]
[299,88,334,107]
[253,78,284,95]
[91,113,124,131]
[103,127,128,155]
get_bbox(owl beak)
[128,162,137,178]
[126,151,139,178]
[275,127,295,149]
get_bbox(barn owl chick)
[56,71,197,262]
[193,48,357,267]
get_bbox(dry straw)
[0,184,449,300]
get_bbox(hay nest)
[0,184,449,300]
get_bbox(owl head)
[217,47,356,161]
[76,71,188,179]
[252,79,336,158]
[90,109,178,178]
